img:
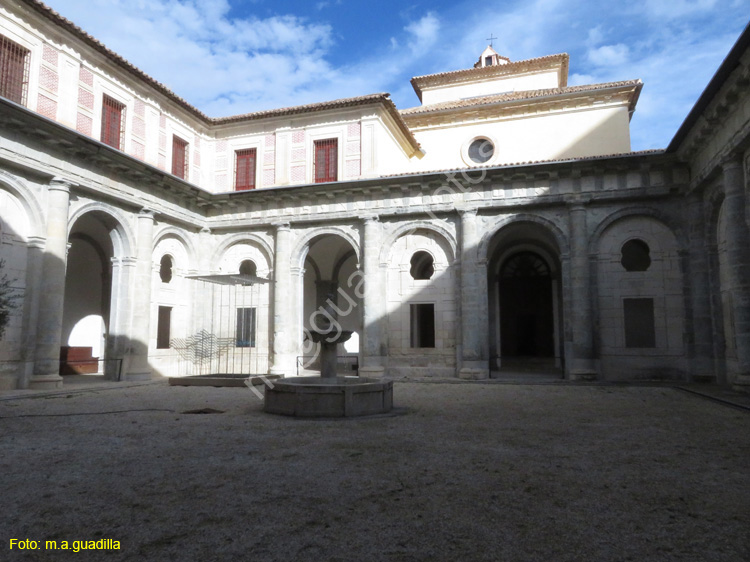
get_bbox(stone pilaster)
[270,223,293,376]
[567,203,597,380]
[458,208,489,379]
[29,178,71,389]
[721,158,750,389]
[686,195,715,381]
[125,208,155,381]
[360,215,386,377]
[18,237,44,388]
[107,256,135,381]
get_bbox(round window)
[468,138,494,164]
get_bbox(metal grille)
[314,138,337,183]
[234,148,256,190]
[0,35,30,105]
[101,95,125,149]
[172,136,189,179]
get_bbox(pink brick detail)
[78,87,94,110]
[42,44,58,66]
[291,165,305,182]
[39,66,58,94]
[217,140,227,152]
[133,116,145,138]
[76,112,92,135]
[79,67,93,86]
[131,140,145,160]
[159,132,166,150]
[158,154,166,170]
[159,113,166,128]
[194,150,201,167]
[292,130,304,144]
[193,136,200,149]
[134,99,145,117]
[37,94,57,120]
[291,147,305,161]
[346,139,360,155]
[263,151,275,165]
[263,169,275,186]
[215,173,227,190]
[215,156,227,170]
[347,121,361,137]
[346,159,361,178]
[264,134,275,147]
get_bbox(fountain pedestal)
[263,329,393,417]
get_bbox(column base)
[568,370,598,381]
[731,374,750,393]
[28,374,64,390]
[125,370,152,382]
[359,365,386,379]
[459,367,489,380]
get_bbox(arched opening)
[61,211,125,380]
[239,259,257,277]
[487,221,563,376]
[299,233,361,375]
[410,251,434,280]
[159,254,173,283]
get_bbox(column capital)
[49,177,73,193]
[138,208,156,219]
[272,222,291,231]
[722,156,743,172]
[200,226,211,235]
[458,207,478,218]
[359,214,380,223]
[26,236,46,249]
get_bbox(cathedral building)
[1,0,749,391]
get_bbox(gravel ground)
[1,380,749,562]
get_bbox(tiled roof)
[18,0,420,153]
[411,53,570,100]
[400,80,643,118]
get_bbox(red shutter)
[235,149,256,190]
[0,36,30,105]
[314,139,337,183]
[172,136,188,179]
[101,95,124,149]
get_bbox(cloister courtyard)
[1,379,749,561]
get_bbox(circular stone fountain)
[264,329,393,417]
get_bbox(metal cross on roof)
[487,34,498,47]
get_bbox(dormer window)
[485,56,493,66]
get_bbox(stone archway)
[487,221,563,375]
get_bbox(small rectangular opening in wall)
[236,307,256,348]
[410,303,435,348]
[623,298,656,348]
[157,306,172,349]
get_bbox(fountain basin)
[264,376,393,417]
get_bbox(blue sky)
[42,0,748,150]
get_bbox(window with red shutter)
[235,148,257,190]
[0,35,30,105]
[101,95,125,149]
[172,136,189,179]
[314,138,337,183]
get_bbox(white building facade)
[1,0,749,391]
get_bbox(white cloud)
[404,13,441,53]
[588,43,630,66]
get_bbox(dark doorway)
[499,252,555,358]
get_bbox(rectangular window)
[410,303,435,348]
[0,35,30,105]
[623,298,656,348]
[157,306,172,349]
[236,307,256,348]
[314,138,337,183]
[235,148,257,191]
[101,95,125,149]
[172,135,189,179]
[485,56,493,66]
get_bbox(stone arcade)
[1,1,749,391]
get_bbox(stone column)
[721,158,750,388]
[567,203,597,380]
[458,208,489,379]
[29,178,71,389]
[18,237,44,388]
[125,209,155,381]
[686,195,715,381]
[360,215,386,377]
[270,223,293,376]
[106,256,135,381]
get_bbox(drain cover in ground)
[181,408,225,414]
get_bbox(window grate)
[235,148,256,190]
[172,136,189,179]
[314,138,337,183]
[0,35,30,105]
[101,95,125,149]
